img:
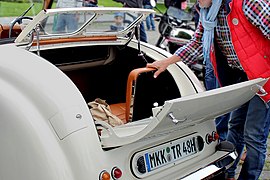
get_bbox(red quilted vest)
[212,0,270,103]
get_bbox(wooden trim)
[0,25,21,39]
[32,36,118,46]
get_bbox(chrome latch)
[256,85,268,97]
[168,112,186,124]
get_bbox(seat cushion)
[110,103,126,123]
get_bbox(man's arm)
[173,22,204,65]
[244,0,270,39]
[147,21,204,78]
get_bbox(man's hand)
[146,60,169,78]
[146,55,181,78]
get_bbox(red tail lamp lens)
[213,131,219,141]
[112,167,122,179]
[206,133,213,144]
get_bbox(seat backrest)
[125,67,156,122]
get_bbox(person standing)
[83,0,98,7]
[54,0,82,33]
[110,12,125,31]
[143,0,156,31]
[146,0,270,179]
[113,0,148,43]
[190,0,231,142]
[191,0,200,29]
[164,0,187,10]
[200,2,231,143]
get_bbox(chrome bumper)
[182,141,237,180]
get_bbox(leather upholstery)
[110,67,156,123]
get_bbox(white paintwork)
[98,78,266,148]
[0,44,101,180]
[0,43,265,179]
[0,7,268,180]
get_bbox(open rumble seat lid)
[97,78,267,148]
[15,7,154,44]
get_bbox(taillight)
[111,167,122,179]
[99,170,110,180]
[212,131,219,141]
[205,133,213,144]
[206,131,219,144]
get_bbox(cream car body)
[0,7,267,180]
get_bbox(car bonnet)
[15,7,154,44]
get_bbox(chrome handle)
[255,85,268,97]
[168,112,186,124]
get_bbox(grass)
[0,0,167,17]
[0,1,44,17]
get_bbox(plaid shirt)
[175,0,270,70]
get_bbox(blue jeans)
[144,5,155,31]
[54,14,78,33]
[215,113,231,141]
[140,22,148,43]
[205,57,218,90]
[204,57,230,141]
[226,95,270,179]
[194,11,199,29]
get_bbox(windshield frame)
[15,7,154,44]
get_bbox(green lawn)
[0,1,44,17]
[0,0,167,17]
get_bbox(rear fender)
[0,44,103,179]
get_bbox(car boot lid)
[15,7,154,44]
[98,78,268,148]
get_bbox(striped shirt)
[175,0,270,70]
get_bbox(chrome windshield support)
[25,29,34,51]
[35,24,41,56]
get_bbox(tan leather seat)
[110,103,126,121]
[110,67,155,124]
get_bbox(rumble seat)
[110,67,156,124]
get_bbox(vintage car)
[0,5,268,180]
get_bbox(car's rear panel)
[94,120,231,179]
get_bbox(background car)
[0,6,267,180]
